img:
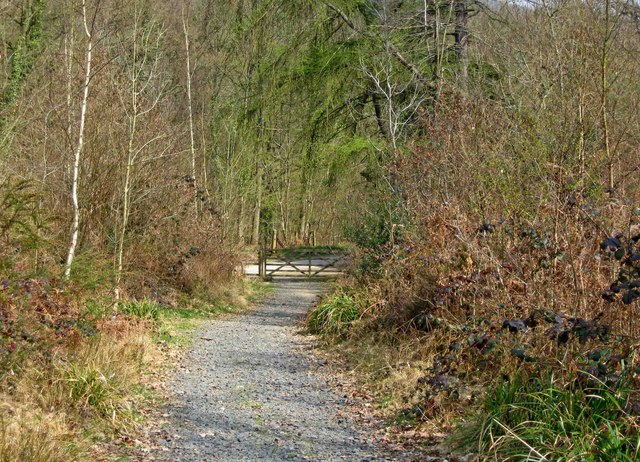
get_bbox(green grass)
[244,278,275,303]
[122,279,274,347]
[157,303,232,347]
[120,299,161,320]
[454,370,640,461]
[307,290,360,337]
[155,316,201,347]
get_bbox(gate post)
[259,247,266,280]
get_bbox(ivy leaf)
[502,320,527,333]
[586,349,609,362]
[622,290,640,305]
[600,237,622,252]
[557,330,570,344]
[511,347,535,362]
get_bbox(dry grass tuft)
[0,315,158,461]
[0,406,79,462]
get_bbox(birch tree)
[64,0,98,279]
[182,1,199,214]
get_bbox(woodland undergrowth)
[308,93,640,460]
[0,181,250,461]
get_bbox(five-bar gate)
[258,247,348,280]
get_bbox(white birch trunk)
[64,0,92,279]
[182,3,198,214]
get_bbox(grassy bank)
[0,277,268,462]
[307,239,640,460]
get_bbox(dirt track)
[149,279,415,461]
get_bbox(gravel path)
[151,279,411,462]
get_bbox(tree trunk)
[238,195,246,243]
[372,92,389,139]
[251,162,263,245]
[64,0,93,279]
[200,108,211,199]
[601,0,613,192]
[115,20,139,300]
[182,3,198,213]
[454,0,469,83]
[115,116,135,299]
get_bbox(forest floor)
[141,279,424,462]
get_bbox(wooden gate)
[258,247,348,280]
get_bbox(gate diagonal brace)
[309,255,347,277]
[266,256,310,277]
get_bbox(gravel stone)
[152,279,413,461]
